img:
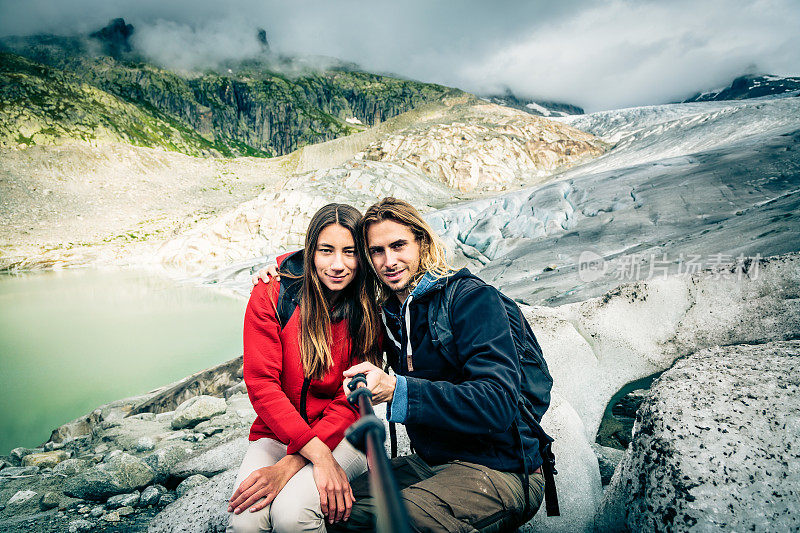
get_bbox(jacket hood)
[384,268,473,317]
[411,268,473,301]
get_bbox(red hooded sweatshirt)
[242,253,359,454]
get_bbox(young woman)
[227,204,382,533]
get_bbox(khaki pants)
[328,454,545,533]
[227,438,367,533]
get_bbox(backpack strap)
[427,277,462,364]
[527,416,560,516]
[276,278,301,330]
[275,250,304,330]
[541,442,560,516]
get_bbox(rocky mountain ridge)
[480,89,584,117]
[0,19,461,157]
[681,73,800,103]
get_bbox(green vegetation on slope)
[0,52,238,155]
[0,36,461,157]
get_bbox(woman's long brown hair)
[292,203,382,380]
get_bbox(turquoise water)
[0,269,245,455]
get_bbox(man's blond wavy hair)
[360,197,454,302]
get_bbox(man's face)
[366,219,421,301]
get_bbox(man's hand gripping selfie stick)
[346,374,410,533]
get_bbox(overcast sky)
[1,0,798,111]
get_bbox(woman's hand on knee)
[312,455,355,524]
[228,464,294,515]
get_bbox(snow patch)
[525,102,552,116]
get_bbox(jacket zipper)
[299,377,311,423]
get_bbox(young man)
[336,197,546,532]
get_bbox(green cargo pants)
[327,454,545,533]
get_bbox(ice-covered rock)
[520,254,800,531]
[525,391,602,532]
[590,444,624,486]
[417,96,800,308]
[597,341,800,531]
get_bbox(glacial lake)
[0,268,246,455]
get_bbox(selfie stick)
[346,374,410,533]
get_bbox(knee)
[227,509,265,533]
[270,499,323,533]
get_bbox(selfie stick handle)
[346,374,410,533]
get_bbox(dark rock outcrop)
[682,73,800,102]
[480,88,584,116]
[89,18,134,57]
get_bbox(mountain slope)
[0,52,229,155]
[0,23,461,157]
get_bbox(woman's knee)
[227,508,268,533]
[269,497,324,533]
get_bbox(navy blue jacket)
[383,268,543,473]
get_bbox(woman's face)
[314,223,358,293]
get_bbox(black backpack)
[427,275,560,517]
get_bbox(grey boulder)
[53,458,92,476]
[172,437,249,478]
[144,444,190,483]
[64,452,155,500]
[106,490,140,509]
[148,468,237,533]
[171,396,227,430]
[0,466,39,477]
[68,519,94,532]
[139,485,165,507]
[176,474,209,498]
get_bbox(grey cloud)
[1,0,798,111]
